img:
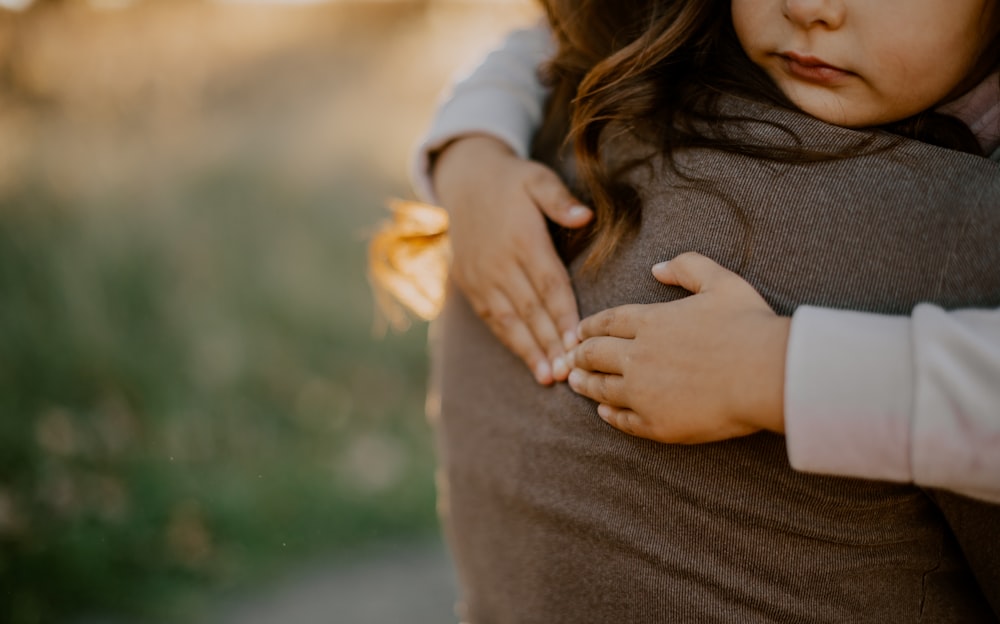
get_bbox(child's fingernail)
[563,330,579,350]
[597,404,611,420]
[653,261,669,273]
[534,361,551,384]
[568,368,583,388]
[568,205,592,220]
[552,356,568,379]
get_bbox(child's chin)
[784,92,868,128]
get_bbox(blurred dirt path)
[200,538,459,624]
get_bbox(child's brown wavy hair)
[535,0,1000,269]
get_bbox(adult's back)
[434,99,1000,624]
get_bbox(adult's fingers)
[577,304,645,341]
[524,164,593,229]
[567,368,628,407]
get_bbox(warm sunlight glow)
[0,0,32,10]
[368,200,451,332]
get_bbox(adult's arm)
[411,22,554,202]
[786,304,1000,503]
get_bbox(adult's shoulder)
[654,95,1000,208]
[738,96,998,184]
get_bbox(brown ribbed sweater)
[433,101,1000,623]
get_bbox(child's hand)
[567,252,791,443]
[433,135,592,385]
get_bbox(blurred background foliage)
[0,0,535,621]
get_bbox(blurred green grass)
[0,2,540,620]
[0,165,438,622]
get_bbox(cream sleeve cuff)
[785,306,915,483]
[785,304,1000,503]
[410,23,554,203]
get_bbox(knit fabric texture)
[433,99,1000,624]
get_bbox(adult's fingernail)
[568,205,592,220]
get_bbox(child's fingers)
[595,404,647,439]
[577,305,644,340]
[569,336,629,375]
[651,251,735,294]
[653,252,772,311]
[474,289,553,385]
[524,165,593,229]
[567,367,628,407]
[599,401,754,444]
[517,243,581,353]
[500,264,571,378]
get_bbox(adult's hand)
[433,135,592,384]
[568,252,790,442]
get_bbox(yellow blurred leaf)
[367,200,451,332]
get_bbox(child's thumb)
[526,168,592,228]
[651,252,731,294]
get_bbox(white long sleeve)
[410,22,554,202]
[786,304,1000,503]
[413,24,1000,502]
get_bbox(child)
[422,5,1000,504]
[424,0,1000,620]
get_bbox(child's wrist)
[759,315,790,434]
[738,315,790,436]
[431,134,515,177]
[431,134,518,204]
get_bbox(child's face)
[732,0,993,127]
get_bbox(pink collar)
[937,73,1000,155]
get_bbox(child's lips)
[778,51,852,84]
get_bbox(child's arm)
[412,23,555,202]
[569,252,1000,503]
[434,136,591,384]
[785,303,1000,503]
[416,24,592,384]
[568,252,790,443]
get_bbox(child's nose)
[782,0,846,30]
